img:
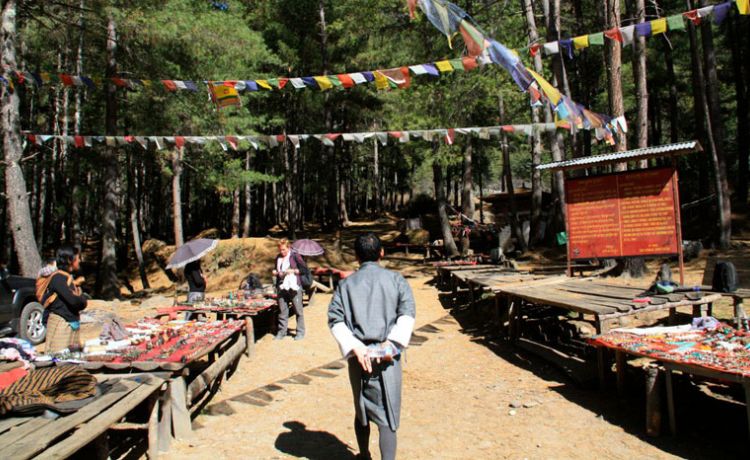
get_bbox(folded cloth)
[0,365,97,416]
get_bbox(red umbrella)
[292,239,325,256]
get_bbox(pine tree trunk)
[243,150,252,237]
[373,137,380,214]
[605,0,628,165]
[231,187,240,238]
[172,147,184,246]
[460,142,474,256]
[98,16,120,299]
[500,95,527,252]
[543,0,568,231]
[695,0,731,247]
[628,0,648,153]
[70,0,84,246]
[1,0,41,276]
[729,13,749,206]
[433,157,459,258]
[520,0,544,247]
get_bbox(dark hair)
[355,233,382,263]
[56,245,79,272]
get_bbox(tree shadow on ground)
[275,421,356,459]
[437,286,749,460]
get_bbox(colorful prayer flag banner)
[739,0,749,15]
[573,35,589,49]
[667,14,686,31]
[651,18,667,35]
[208,82,241,110]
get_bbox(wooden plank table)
[0,373,166,459]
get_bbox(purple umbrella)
[166,238,219,269]
[292,239,325,257]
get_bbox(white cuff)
[331,322,366,358]
[387,315,415,348]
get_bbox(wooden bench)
[0,373,167,459]
[700,256,750,327]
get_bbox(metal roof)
[536,141,702,172]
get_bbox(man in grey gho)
[328,233,416,460]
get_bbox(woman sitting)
[42,246,87,353]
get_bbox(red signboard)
[565,167,680,260]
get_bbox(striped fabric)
[0,365,96,415]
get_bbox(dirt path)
[162,274,746,460]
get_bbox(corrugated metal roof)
[537,141,702,171]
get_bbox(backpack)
[293,253,313,289]
[239,273,263,291]
[712,261,739,293]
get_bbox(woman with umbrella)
[272,239,322,340]
[166,239,218,303]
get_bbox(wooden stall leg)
[91,432,109,460]
[158,382,173,452]
[615,351,626,397]
[668,307,677,325]
[245,317,255,358]
[148,395,160,459]
[170,377,192,440]
[597,347,607,391]
[665,369,676,436]
[743,382,750,440]
[645,366,662,437]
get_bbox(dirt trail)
[162,275,744,460]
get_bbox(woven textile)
[0,365,96,415]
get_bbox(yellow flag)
[573,35,589,49]
[738,0,749,14]
[527,68,561,106]
[256,80,272,90]
[651,18,667,35]
[435,60,454,73]
[313,76,333,91]
[373,71,390,90]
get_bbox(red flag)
[337,74,355,88]
[14,71,25,84]
[445,129,455,145]
[461,57,478,72]
[276,134,286,143]
[60,74,75,87]
[407,0,418,19]
[325,133,341,141]
[26,134,37,145]
[161,80,178,91]
[501,126,515,133]
[111,77,128,88]
[529,43,541,58]
[277,78,289,90]
[74,135,85,148]
[604,27,623,43]
[124,135,135,143]
[226,136,239,150]
[388,131,403,139]
[175,136,185,148]
[683,10,701,25]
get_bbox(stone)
[509,410,517,416]
[509,401,522,408]
[523,402,537,408]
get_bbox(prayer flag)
[350,73,368,85]
[604,27,623,43]
[408,0,418,19]
[208,82,241,109]
[588,32,604,46]
[290,78,305,89]
[174,136,185,149]
[738,0,749,15]
[60,74,74,86]
[635,22,652,38]
[380,67,411,89]
[651,18,667,35]
[684,10,701,25]
[422,64,440,76]
[373,71,390,90]
[445,128,455,145]
[543,41,560,55]
[528,68,561,106]
[435,60,454,72]
[573,35,589,49]
[461,57,478,71]
[713,2,732,24]
[459,19,487,56]
[620,25,635,45]
[361,72,375,82]
[409,65,430,75]
[529,43,541,57]
[225,136,239,150]
[314,76,334,90]
[243,80,259,91]
[449,58,464,71]
[74,136,85,148]
[337,74,355,88]
[697,5,714,18]
[161,80,178,91]
[559,39,574,59]
[256,80,272,90]
[667,14,685,31]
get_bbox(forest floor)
[73,217,750,459]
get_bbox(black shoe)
[355,453,372,460]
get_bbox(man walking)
[328,233,416,460]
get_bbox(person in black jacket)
[184,260,206,302]
[42,246,87,353]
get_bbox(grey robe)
[328,262,416,430]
